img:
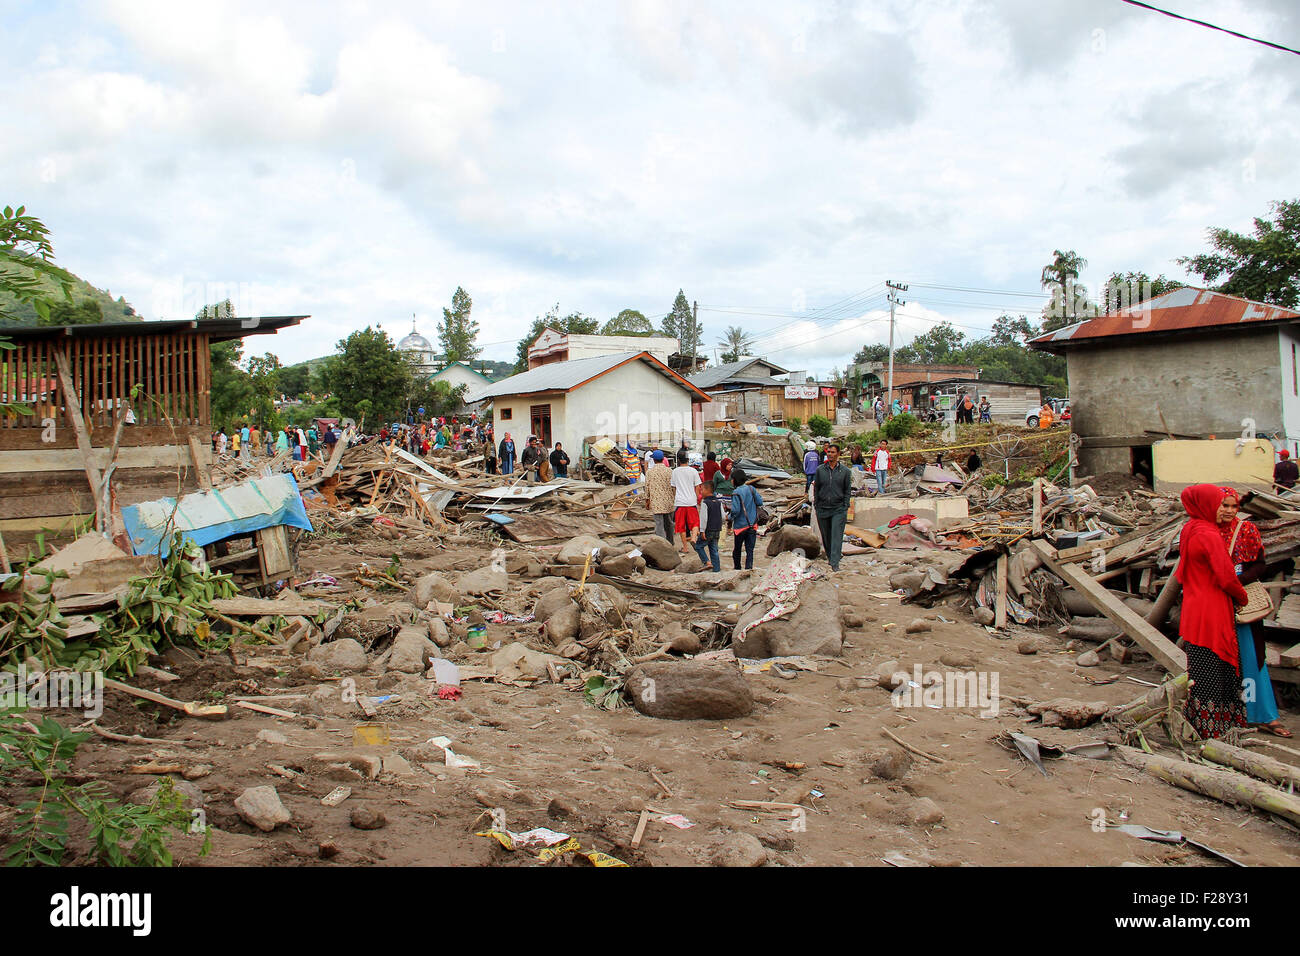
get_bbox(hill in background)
[0,267,138,326]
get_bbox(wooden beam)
[1031,478,1043,538]
[994,553,1008,630]
[188,435,212,491]
[52,349,103,504]
[321,427,352,479]
[1031,539,1186,674]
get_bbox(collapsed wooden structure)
[0,316,305,558]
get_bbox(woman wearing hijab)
[1177,484,1250,740]
[1220,488,1290,736]
[499,432,516,475]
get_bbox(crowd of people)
[212,421,337,463]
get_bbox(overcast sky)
[4,0,1298,376]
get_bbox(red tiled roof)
[1029,287,1300,350]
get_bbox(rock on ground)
[533,587,581,643]
[458,566,508,597]
[597,552,645,577]
[731,579,843,658]
[864,746,913,780]
[910,797,945,826]
[350,807,388,830]
[379,625,438,674]
[765,524,821,560]
[626,660,753,720]
[638,535,682,571]
[307,638,368,673]
[710,832,768,867]
[558,534,607,565]
[235,786,291,832]
[127,778,205,807]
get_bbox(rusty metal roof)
[1029,287,1300,352]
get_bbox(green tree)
[660,289,702,357]
[437,286,480,363]
[245,353,282,428]
[0,205,73,324]
[273,363,311,400]
[410,378,468,420]
[318,326,414,423]
[512,304,601,373]
[43,299,104,326]
[717,325,756,364]
[1178,200,1300,308]
[852,343,891,364]
[196,298,235,320]
[1039,249,1096,331]
[897,322,966,364]
[989,313,1037,346]
[1101,272,1184,314]
[602,309,652,335]
[210,339,254,431]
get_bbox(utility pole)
[885,280,908,409]
[692,300,699,361]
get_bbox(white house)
[431,361,492,412]
[527,327,681,368]
[465,350,711,455]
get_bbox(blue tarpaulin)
[121,473,313,558]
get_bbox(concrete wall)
[1152,438,1276,493]
[490,392,567,453]
[1279,326,1300,457]
[1069,330,1283,474]
[568,360,694,451]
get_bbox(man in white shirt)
[670,451,702,554]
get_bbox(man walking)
[730,467,763,570]
[671,450,702,554]
[802,440,820,491]
[812,442,854,573]
[646,450,676,542]
[872,440,891,495]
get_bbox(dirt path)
[36,533,1300,867]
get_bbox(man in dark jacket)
[812,442,854,572]
[520,436,543,483]
[1275,449,1299,490]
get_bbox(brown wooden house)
[0,316,304,556]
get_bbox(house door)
[529,404,552,446]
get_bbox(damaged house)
[1030,288,1300,487]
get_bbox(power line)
[1120,0,1300,56]
[908,282,1049,299]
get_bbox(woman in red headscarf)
[1177,484,1250,739]
[1219,488,1290,736]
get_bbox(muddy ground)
[11,526,1300,868]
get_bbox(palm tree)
[1040,250,1093,330]
[718,325,757,364]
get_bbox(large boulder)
[557,535,607,565]
[598,552,646,577]
[458,566,508,597]
[731,579,843,658]
[765,524,821,560]
[625,660,753,720]
[533,587,581,643]
[307,638,368,673]
[379,625,438,674]
[412,573,458,607]
[637,535,682,571]
[578,584,629,627]
[234,786,291,832]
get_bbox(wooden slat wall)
[0,332,215,431]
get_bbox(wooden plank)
[631,808,650,850]
[103,677,227,717]
[0,423,209,451]
[189,435,212,491]
[0,444,206,473]
[994,553,1008,629]
[1031,478,1043,537]
[500,512,654,544]
[321,427,352,478]
[209,595,330,616]
[53,348,103,504]
[1031,540,1186,673]
[256,525,293,579]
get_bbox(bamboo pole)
[1116,744,1300,826]
[1200,738,1300,790]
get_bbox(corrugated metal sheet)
[466,351,709,402]
[687,358,788,390]
[1029,288,1300,350]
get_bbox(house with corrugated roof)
[1030,286,1300,476]
[465,350,711,456]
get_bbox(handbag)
[1228,522,1274,624]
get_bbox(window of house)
[500,408,513,420]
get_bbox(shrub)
[807,415,833,438]
[882,413,921,441]
[785,417,802,434]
